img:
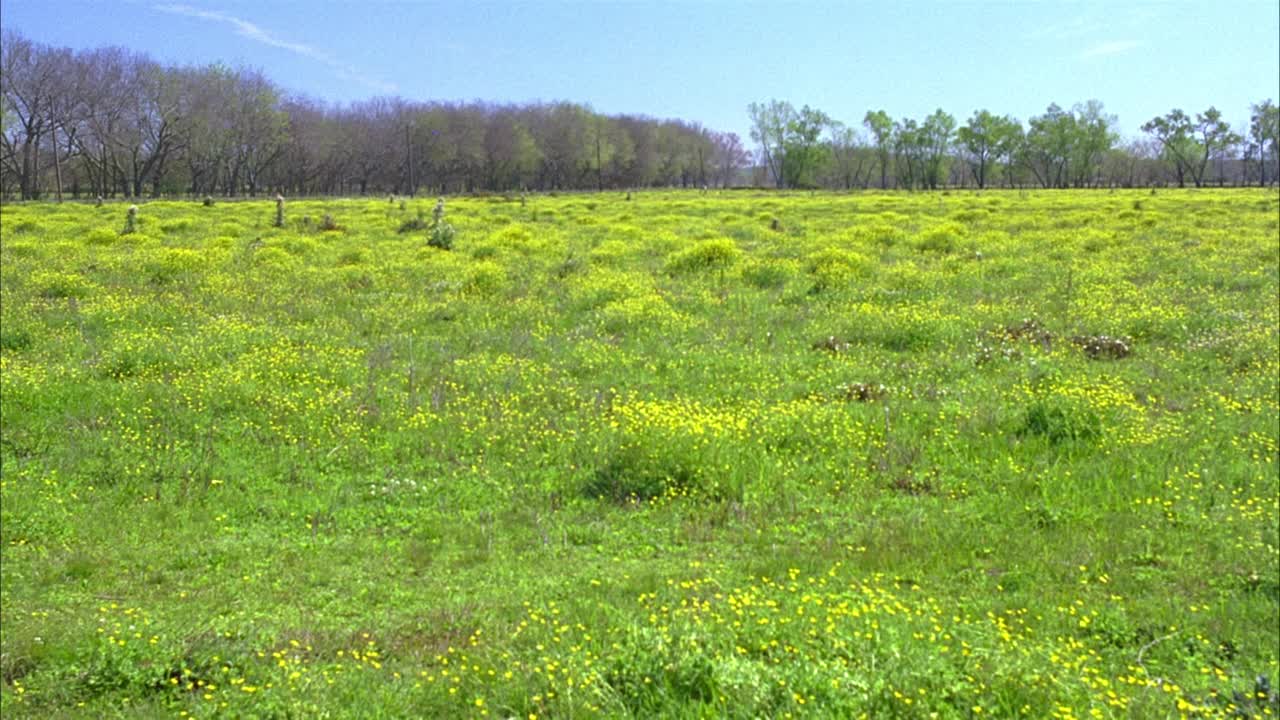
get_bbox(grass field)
[1,189,1277,718]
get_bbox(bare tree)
[6,28,1270,200]
[710,131,749,187]
[1,31,60,198]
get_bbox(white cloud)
[1079,40,1141,59]
[154,4,398,94]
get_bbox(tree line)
[0,31,748,200]
[749,99,1278,190]
[2,29,1277,200]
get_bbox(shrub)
[398,213,429,233]
[277,236,319,256]
[337,248,367,266]
[589,240,630,265]
[598,293,679,333]
[950,208,992,224]
[4,241,40,257]
[664,238,741,275]
[339,266,375,290]
[492,223,533,245]
[850,222,905,248]
[33,271,92,299]
[805,248,870,291]
[11,221,43,234]
[1078,229,1117,253]
[914,222,965,253]
[470,242,500,259]
[141,248,206,285]
[85,228,118,246]
[252,246,296,270]
[159,219,193,235]
[427,198,456,250]
[463,261,505,296]
[429,221,456,250]
[582,443,700,504]
[569,269,652,311]
[0,327,33,352]
[121,205,138,235]
[741,258,799,289]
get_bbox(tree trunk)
[52,128,64,203]
[21,137,36,200]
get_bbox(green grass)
[1,189,1277,718]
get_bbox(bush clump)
[33,271,92,299]
[121,205,138,235]
[664,238,741,275]
[85,228,118,246]
[582,443,701,504]
[319,213,342,232]
[914,222,965,254]
[428,198,456,250]
[741,258,799,289]
[398,214,429,234]
[463,261,505,296]
[805,248,870,291]
[141,248,206,285]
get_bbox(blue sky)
[3,1,1277,141]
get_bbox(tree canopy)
[1,30,1275,198]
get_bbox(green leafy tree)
[863,109,893,189]
[748,100,789,188]
[747,101,830,188]
[1023,103,1076,188]
[956,110,1022,189]
[781,105,830,188]
[1187,107,1241,187]
[1141,109,1194,186]
[892,118,921,189]
[588,114,622,191]
[919,109,955,189]
[1143,107,1240,187]
[1068,100,1116,187]
[1248,99,1278,186]
[1000,122,1026,187]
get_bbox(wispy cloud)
[1079,40,1141,59]
[1032,15,1104,40]
[154,4,397,94]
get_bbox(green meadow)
[1,189,1277,718]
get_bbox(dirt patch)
[1072,334,1132,360]
[812,335,850,354]
[837,382,887,402]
